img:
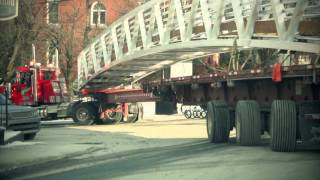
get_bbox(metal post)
[0,94,2,126]
[32,44,38,105]
[5,89,8,128]
[55,48,59,77]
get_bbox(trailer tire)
[136,103,143,122]
[72,103,97,125]
[126,103,142,123]
[270,100,296,152]
[127,113,138,123]
[236,100,261,146]
[102,112,123,124]
[207,101,230,143]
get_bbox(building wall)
[34,0,138,82]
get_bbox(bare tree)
[0,0,70,82]
[0,0,48,81]
[48,0,87,94]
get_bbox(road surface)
[1,115,319,180]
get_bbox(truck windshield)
[18,71,32,86]
[0,94,12,105]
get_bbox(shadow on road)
[1,128,319,180]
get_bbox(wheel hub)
[77,108,89,121]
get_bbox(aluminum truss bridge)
[77,0,320,91]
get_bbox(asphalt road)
[9,139,320,180]
[1,116,320,180]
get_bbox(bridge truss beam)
[78,0,320,91]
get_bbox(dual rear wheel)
[72,103,142,125]
[206,100,297,152]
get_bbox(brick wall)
[34,0,138,81]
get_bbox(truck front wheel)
[72,103,97,125]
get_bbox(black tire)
[199,110,207,119]
[193,110,200,118]
[184,110,192,119]
[127,113,138,123]
[207,100,230,143]
[136,103,144,122]
[236,100,261,146]
[127,103,143,123]
[127,103,139,123]
[24,133,37,140]
[72,103,97,125]
[102,112,123,124]
[270,100,297,152]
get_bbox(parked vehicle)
[0,94,40,140]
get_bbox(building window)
[47,0,59,24]
[47,40,59,65]
[91,2,106,26]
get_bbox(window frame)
[90,1,106,27]
[47,0,59,25]
[46,40,59,65]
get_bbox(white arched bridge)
[77,0,320,91]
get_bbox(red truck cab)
[6,64,70,119]
[11,66,66,105]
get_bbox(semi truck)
[73,0,320,152]
[0,63,147,124]
[0,62,70,119]
[75,49,320,152]
[0,43,147,124]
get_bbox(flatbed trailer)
[141,62,320,151]
[75,53,320,152]
[73,0,320,152]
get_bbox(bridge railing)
[78,0,320,89]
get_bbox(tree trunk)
[6,42,21,81]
